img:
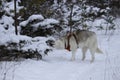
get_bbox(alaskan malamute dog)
[53,30,103,62]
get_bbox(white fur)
[54,31,102,62]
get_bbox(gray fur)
[54,30,103,62]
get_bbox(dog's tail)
[96,48,103,54]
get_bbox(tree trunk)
[69,4,74,33]
[14,0,18,35]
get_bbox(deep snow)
[0,1,120,80]
[0,30,120,80]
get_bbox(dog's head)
[53,38,65,49]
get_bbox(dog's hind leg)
[82,47,88,61]
[89,48,95,63]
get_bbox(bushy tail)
[96,48,103,54]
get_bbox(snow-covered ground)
[1,1,120,80]
[0,30,120,80]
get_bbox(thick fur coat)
[54,30,102,62]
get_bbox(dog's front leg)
[71,51,76,61]
[82,47,88,61]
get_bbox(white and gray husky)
[53,30,103,62]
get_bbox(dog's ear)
[46,39,55,47]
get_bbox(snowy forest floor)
[0,30,120,80]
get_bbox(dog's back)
[75,30,96,43]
